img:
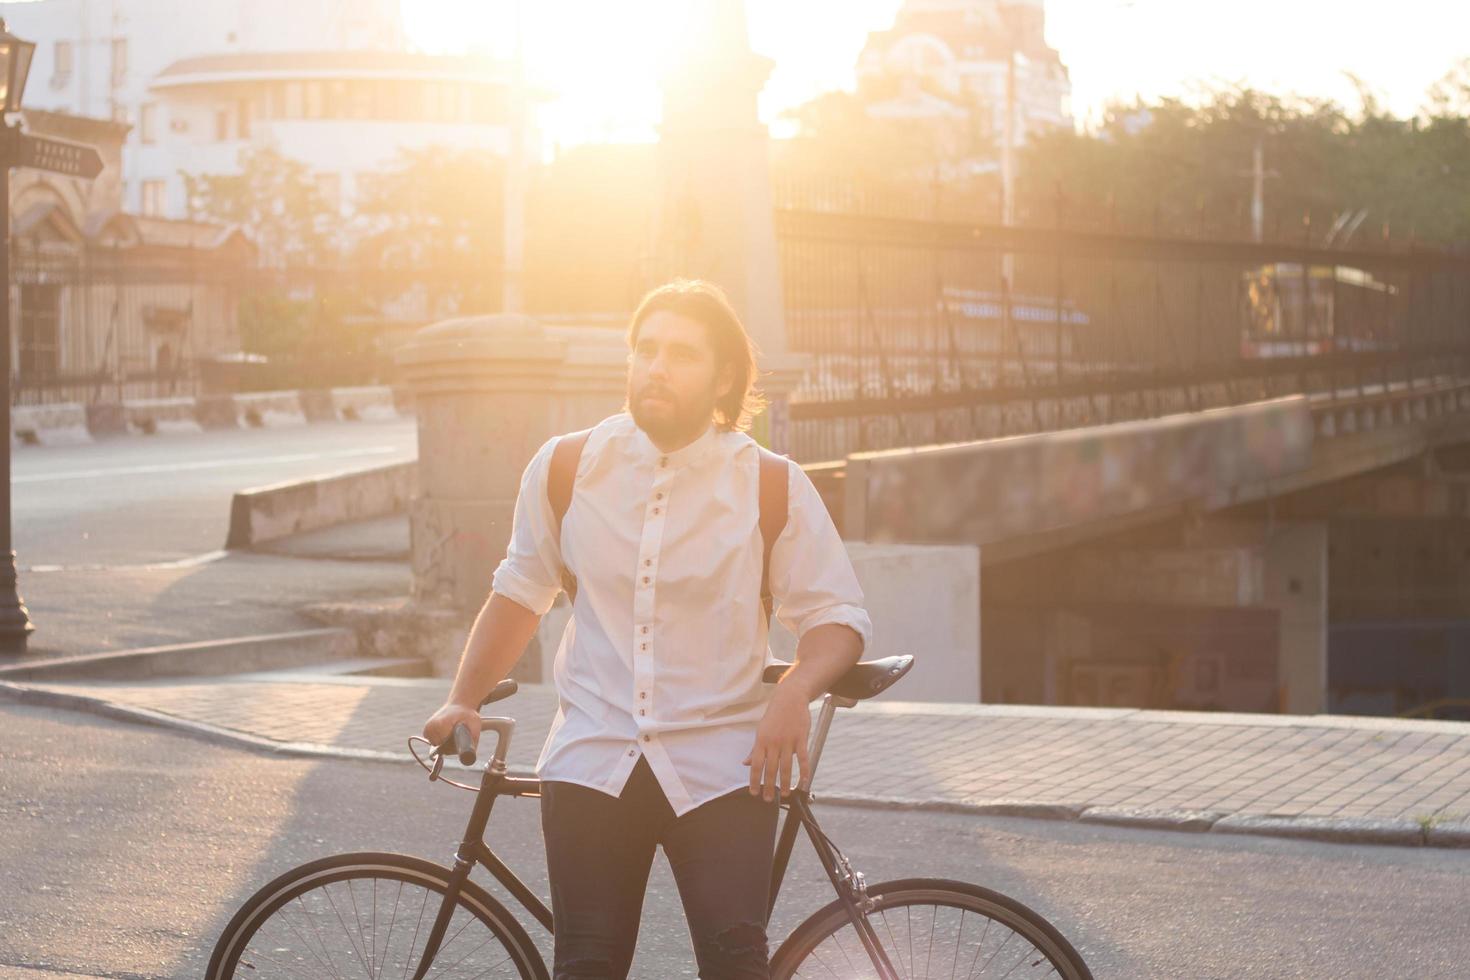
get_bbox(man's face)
[627,310,734,445]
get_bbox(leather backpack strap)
[548,428,592,602]
[757,447,791,623]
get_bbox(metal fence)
[777,209,1470,462]
[9,255,481,407]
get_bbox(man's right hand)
[422,700,482,753]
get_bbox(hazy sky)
[402,1,1467,144]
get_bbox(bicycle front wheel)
[771,877,1092,980]
[206,851,547,979]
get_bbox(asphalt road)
[9,422,417,659]
[14,420,417,568]
[4,701,1468,979]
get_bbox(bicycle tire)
[205,850,548,980]
[770,877,1093,980]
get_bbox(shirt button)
[641,626,648,634]
[628,749,636,757]
[660,457,668,467]
[639,691,647,699]
[639,709,646,716]
[656,492,664,500]
[642,734,651,742]
[653,507,661,515]
[641,643,647,650]
[644,559,651,567]
[642,576,650,584]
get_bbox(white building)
[0,0,512,220]
[857,0,1071,161]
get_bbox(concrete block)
[331,385,400,422]
[195,394,241,429]
[124,397,203,435]
[769,541,980,703]
[234,390,307,428]
[227,459,417,548]
[297,388,338,423]
[12,402,92,446]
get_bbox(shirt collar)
[633,418,720,469]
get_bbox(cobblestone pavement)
[7,672,1470,848]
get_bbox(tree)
[352,145,505,315]
[182,147,341,265]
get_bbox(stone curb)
[1210,813,1427,848]
[5,680,1469,851]
[1078,806,1225,833]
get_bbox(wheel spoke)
[325,881,377,978]
[776,888,1088,980]
[213,865,535,980]
[380,881,406,979]
[949,909,966,980]
[402,885,431,980]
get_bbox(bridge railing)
[776,209,1470,462]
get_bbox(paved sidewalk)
[4,672,1469,849]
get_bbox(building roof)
[20,108,131,143]
[152,50,507,88]
[131,215,251,250]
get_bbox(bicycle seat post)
[799,692,856,793]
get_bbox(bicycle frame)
[411,696,902,980]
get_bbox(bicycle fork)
[411,740,514,980]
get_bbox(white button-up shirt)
[491,413,872,816]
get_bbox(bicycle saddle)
[762,654,914,701]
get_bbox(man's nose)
[648,353,671,379]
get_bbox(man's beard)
[628,381,715,445]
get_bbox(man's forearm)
[446,592,543,708]
[779,623,865,702]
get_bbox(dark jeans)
[541,756,779,979]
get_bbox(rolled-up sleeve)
[490,436,565,616]
[768,461,873,652]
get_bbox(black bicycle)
[206,655,1094,979]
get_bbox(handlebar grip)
[480,678,518,707]
[451,722,476,766]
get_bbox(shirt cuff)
[490,562,561,616]
[795,604,872,655]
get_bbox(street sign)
[15,133,103,179]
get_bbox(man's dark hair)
[626,279,767,433]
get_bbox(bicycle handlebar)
[433,679,520,766]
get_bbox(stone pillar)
[1262,522,1329,715]
[395,315,626,679]
[657,0,788,357]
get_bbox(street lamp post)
[0,17,36,653]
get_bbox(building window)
[142,179,167,216]
[139,102,157,143]
[215,108,230,141]
[51,41,72,87]
[111,37,128,85]
[238,98,252,139]
[19,285,61,381]
[284,81,304,119]
[304,81,324,119]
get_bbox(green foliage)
[1020,80,1470,246]
[182,147,340,264]
[353,145,506,314]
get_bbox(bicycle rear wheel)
[771,877,1092,980]
[206,851,547,979]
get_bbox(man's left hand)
[743,684,811,802]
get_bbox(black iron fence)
[777,209,1470,462]
[9,254,483,407]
